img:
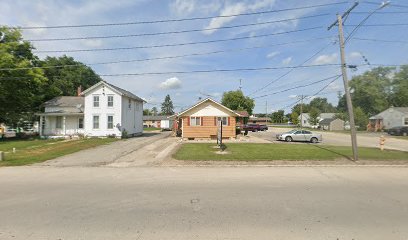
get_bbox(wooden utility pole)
[300,95,304,129]
[328,2,359,161]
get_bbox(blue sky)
[2,0,408,114]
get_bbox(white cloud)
[313,53,338,65]
[203,0,276,35]
[159,77,182,90]
[171,0,196,15]
[282,57,292,65]
[266,51,280,59]
[349,52,361,59]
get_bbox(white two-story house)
[38,81,145,138]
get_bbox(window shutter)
[187,117,190,126]
[201,117,203,126]
[214,117,217,126]
[228,117,230,126]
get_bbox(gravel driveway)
[252,128,408,152]
[37,131,177,167]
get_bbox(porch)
[37,113,84,137]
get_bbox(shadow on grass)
[310,144,353,161]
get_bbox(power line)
[248,39,336,96]
[0,36,333,72]
[354,37,408,43]
[34,26,324,53]
[253,75,341,99]
[345,23,408,26]
[27,14,329,42]
[0,63,343,80]
[363,1,408,9]
[15,2,348,30]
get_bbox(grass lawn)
[144,127,161,131]
[173,143,408,161]
[0,138,118,166]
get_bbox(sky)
[1,0,408,114]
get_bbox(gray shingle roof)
[105,82,145,102]
[319,118,335,125]
[394,107,408,114]
[43,96,84,108]
[143,115,170,121]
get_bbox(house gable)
[178,98,240,117]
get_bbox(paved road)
[37,131,175,167]
[253,128,408,151]
[1,166,408,240]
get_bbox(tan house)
[174,98,241,140]
[319,118,345,131]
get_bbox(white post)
[63,116,66,135]
[39,116,43,137]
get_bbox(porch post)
[39,116,43,136]
[63,116,66,135]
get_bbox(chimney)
[77,85,82,96]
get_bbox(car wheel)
[310,137,318,144]
[285,136,292,142]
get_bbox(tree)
[309,107,321,126]
[0,27,47,124]
[151,107,158,116]
[271,110,285,123]
[291,112,299,125]
[40,55,102,100]
[292,103,310,116]
[161,95,174,115]
[221,90,255,115]
[143,109,151,116]
[309,97,336,113]
[390,65,408,107]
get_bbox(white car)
[276,129,322,143]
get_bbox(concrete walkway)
[37,132,175,167]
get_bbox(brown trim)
[187,117,190,126]
[227,117,230,126]
[201,117,203,126]
[214,117,217,126]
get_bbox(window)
[107,95,114,107]
[78,118,84,129]
[405,118,408,126]
[93,116,99,129]
[190,117,201,126]
[56,116,62,129]
[93,95,100,107]
[217,117,228,126]
[107,115,114,129]
[128,99,132,109]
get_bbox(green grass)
[144,127,161,131]
[0,138,118,166]
[173,143,408,161]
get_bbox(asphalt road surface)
[1,166,408,240]
[254,128,408,152]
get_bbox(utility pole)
[239,79,242,91]
[300,95,304,129]
[265,100,268,117]
[328,2,359,161]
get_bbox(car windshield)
[286,130,298,134]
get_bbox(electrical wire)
[27,14,329,42]
[15,2,348,29]
[34,26,324,53]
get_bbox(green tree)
[143,109,151,115]
[0,27,47,124]
[39,55,102,100]
[354,106,369,129]
[391,65,408,107]
[291,112,299,125]
[221,90,255,115]
[292,103,310,116]
[271,110,285,123]
[309,107,321,126]
[151,107,158,116]
[309,97,336,113]
[161,95,174,115]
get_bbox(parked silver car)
[276,129,322,143]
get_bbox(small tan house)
[319,118,345,131]
[174,98,241,140]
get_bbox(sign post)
[217,120,223,146]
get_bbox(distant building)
[249,116,271,125]
[369,107,408,131]
[298,113,336,128]
[319,118,345,131]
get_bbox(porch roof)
[36,111,84,116]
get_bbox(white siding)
[42,116,84,136]
[121,96,143,136]
[84,85,122,137]
[189,103,230,117]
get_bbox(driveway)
[253,128,408,152]
[1,166,408,240]
[37,131,178,167]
